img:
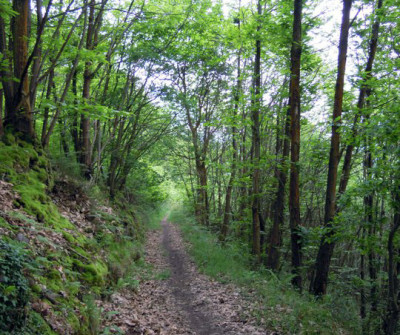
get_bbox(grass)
[168,206,360,335]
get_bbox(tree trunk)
[3,0,35,141]
[71,70,80,154]
[80,0,97,178]
[59,117,69,156]
[221,30,241,240]
[288,0,303,290]
[363,125,378,315]
[251,0,262,259]
[41,68,54,147]
[338,0,383,196]
[0,89,3,137]
[266,104,290,269]
[383,187,400,335]
[196,158,209,226]
[312,0,353,296]
[360,244,367,324]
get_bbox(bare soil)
[101,218,271,335]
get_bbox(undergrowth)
[169,205,360,335]
[0,137,153,334]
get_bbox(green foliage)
[106,238,140,285]
[0,0,16,19]
[83,295,102,335]
[0,240,30,332]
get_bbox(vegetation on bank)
[0,138,162,334]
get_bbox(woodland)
[0,0,399,333]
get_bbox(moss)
[2,132,16,145]
[48,269,62,280]
[47,278,63,293]
[31,284,42,294]
[0,217,15,231]
[62,231,75,244]
[72,259,108,285]
[65,310,81,332]
[24,311,57,335]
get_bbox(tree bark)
[0,89,3,137]
[312,0,353,296]
[288,0,303,290]
[364,125,378,314]
[71,70,80,153]
[2,0,35,141]
[266,101,290,270]
[221,25,241,240]
[251,0,262,259]
[383,187,400,335]
[80,0,96,178]
[41,69,54,147]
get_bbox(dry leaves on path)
[101,220,273,335]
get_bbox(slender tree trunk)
[0,89,3,137]
[237,122,248,238]
[360,244,367,326]
[383,187,400,335]
[266,103,290,269]
[288,0,303,290]
[363,128,378,315]
[59,117,69,156]
[71,70,80,153]
[221,34,241,240]
[29,0,44,111]
[196,159,209,226]
[338,0,383,196]
[41,68,54,147]
[312,0,353,296]
[251,0,262,259]
[80,0,96,178]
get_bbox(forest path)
[101,218,270,334]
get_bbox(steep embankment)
[0,137,143,334]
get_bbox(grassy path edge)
[168,206,359,335]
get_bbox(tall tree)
[338,0,383,196]
[266,101,290,269]
[288,0,303,290]
[80,0,108,177]
[221,15,242,240]
[251,0,262,259]
[312,0,353,296]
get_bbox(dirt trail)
[101,219,270,335]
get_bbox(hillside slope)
[0,137,143,334]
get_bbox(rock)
[32,301,52,316]
[16,233,29,243]
[42,289,60,304]
[85,213,98,222]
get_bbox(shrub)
[0,240,30,332]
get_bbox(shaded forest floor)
[101,218,271,335]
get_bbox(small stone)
[16,233,29,243]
